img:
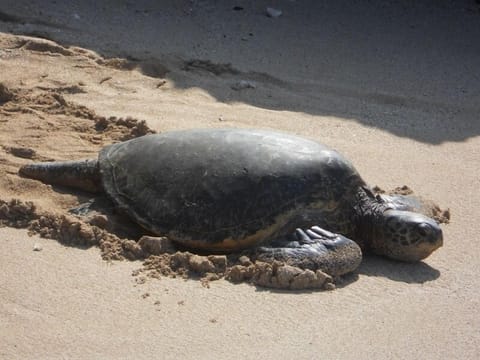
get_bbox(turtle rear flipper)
[19,159,102,193]
[255,226,362,277]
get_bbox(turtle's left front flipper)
[255,226,362,277]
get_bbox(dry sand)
[1,1,480,359]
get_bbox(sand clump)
[0,82,155,143]
[21,38,75,56]
[137,235,176,255]
[94,115,155,141]
[0,198,37,228]
[0,198,142,261]
[135,252,334,290]
[226,260,334,290]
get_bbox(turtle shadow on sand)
[357,255,440,284]
[3,3,479,144]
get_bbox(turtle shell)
[98,129,365,251]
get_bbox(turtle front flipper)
[255,226,362,277]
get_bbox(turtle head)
[371,209,443,261]
[356,187,443,262]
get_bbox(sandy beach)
[1,1,480,359]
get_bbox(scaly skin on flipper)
[255,227,363,276]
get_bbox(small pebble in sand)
[33,243,42,251]
[138,235,176,255]
[266,7,282,18]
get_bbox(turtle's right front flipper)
[19,159,102,193]
[255,226,362,277]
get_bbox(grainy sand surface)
[1,1,479,359]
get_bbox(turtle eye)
[416,223,432,237]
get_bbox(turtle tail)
[19,159,102,193]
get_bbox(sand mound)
[0,82,155,143]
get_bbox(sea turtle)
[19,128,443,276]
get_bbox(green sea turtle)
[19,129,443,276]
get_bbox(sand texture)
[1,1,480,359]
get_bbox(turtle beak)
[416,221,443,253]
[408,217,444,261]
[427,223,443,248]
